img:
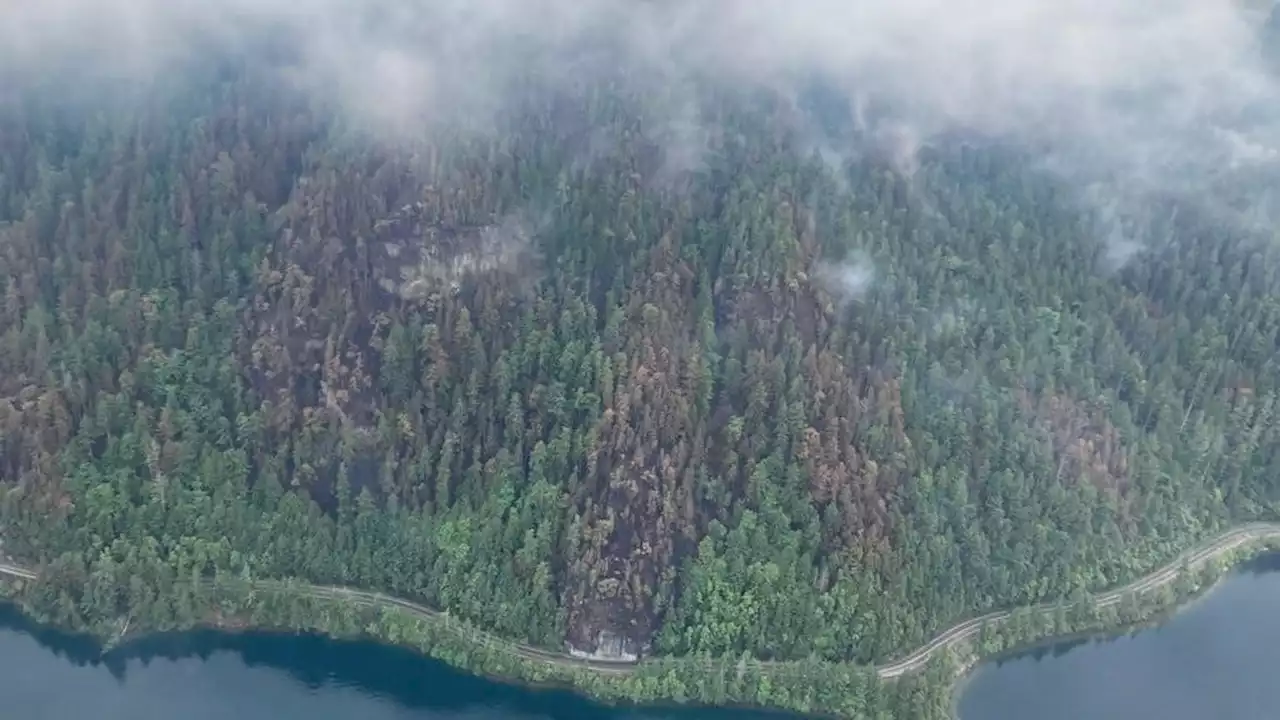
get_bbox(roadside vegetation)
[4,15,1280,719]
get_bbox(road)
[244,582,640,675]
[3,522,1278,680]
[874,522,1280,677]
[0,563,35,581]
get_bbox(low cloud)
[3,0,1279,248]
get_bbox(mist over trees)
[2,0,1280,708]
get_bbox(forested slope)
[3,10,1280,682]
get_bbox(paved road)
[244,581,639,675]
[0,563,35,581]
[3,522,1278,680]
[874,522,1280,677]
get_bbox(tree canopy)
[2,29,1279,682]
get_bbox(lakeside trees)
[0,26,1279,716]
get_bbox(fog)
[4,0,1280,224]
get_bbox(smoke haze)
[4,0,1279,225]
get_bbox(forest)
[2,4,1280,715]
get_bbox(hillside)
[3,1,1280,716]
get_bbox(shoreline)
[4,523,1280,719]
[944,534,1280,720]
[876,521,1280,678]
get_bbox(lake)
[0,603,786,720]
[958,552,1280,720]
[4,554,1280,720]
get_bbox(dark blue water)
[5,554,1279,720]
[0,605,786,720]
[959,553,1280,720]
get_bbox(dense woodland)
[3,24,1280,684]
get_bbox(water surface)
[959,553,1280,720]
[0,605,786,720]
[7,553,1280,720]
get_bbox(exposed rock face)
[567,630,640,662]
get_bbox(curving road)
[243,582,640,675]
[3,522,1279,681]
[874,522,1280,677]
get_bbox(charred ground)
[3,26,1280,669]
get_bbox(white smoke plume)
[816,256,877,303]
[3,0,1279,215]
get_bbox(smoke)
[1080,183,1152,273]
[930,299,982,340]
[651,97,712,185]
[816,257,877,303]
[4,0,1280,222]
[1103,231,1146,273]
